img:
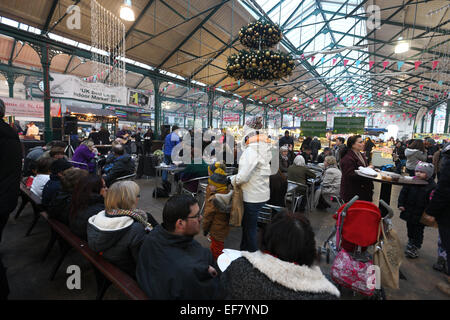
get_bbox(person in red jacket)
[339,135,374,202]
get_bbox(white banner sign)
[2,97,60,118]
[50,73,127,105]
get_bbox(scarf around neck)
[105,209,153,231]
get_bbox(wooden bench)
[16,182,45,236]
[40,212,148,300]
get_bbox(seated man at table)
[180,147,209,193]
[136,194,223,299]
[287,155,316,211]
[103,144,135,187]
[317,147,332,164]
[298,146,313,164]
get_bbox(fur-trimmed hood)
[241,251,340,297]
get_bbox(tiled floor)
[1,177,448,300]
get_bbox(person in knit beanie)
[398,161,436,258]
[203,161,231,260]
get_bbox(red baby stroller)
[318,196,394,299]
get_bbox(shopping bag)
[373,222,403,289]
[229,184,244,227]
[330,249,375,296]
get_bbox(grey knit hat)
[415,161,434,179]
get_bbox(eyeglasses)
[186,212,202,220]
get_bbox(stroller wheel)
[326,248,331,264]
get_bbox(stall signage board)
[333,117,365,134]
[50,73,127,106]
[127,89,153,110]
[300,121,327,137]
[2,97,60,118]
[223,113,240,122]
[414,133,450,141]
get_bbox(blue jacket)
[164,132,180,156]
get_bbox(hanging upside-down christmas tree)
[226,21,295,82]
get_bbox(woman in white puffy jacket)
[230,116,272,252]
[314,156,342,208]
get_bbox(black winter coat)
[221,251,340,300]
[310,139,321,153]
[136,225,223,300]
[41,175,62,207]
[0,120,22,215]
[104,154,135,187]
[268,170,287,207]
[426,154,450,227]
[47,190,72,226]
[398,178,436,225]
[69,194,105,241]
[279,136,294,147]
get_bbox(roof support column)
[242,101,247,126]
[429,109,436,133]
[445,100,450,134]
[39,45,53,143]
[0,72,19,98]
[152,78,162,139]
[421,114,425,133]
[264,106,268,129]
[207,89,214,128]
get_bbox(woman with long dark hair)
[405,139,427,176]
[339,135,374,202]
[69,174,107,240]
[143,128,154,155]
[364,137,375,164]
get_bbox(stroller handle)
[342,195,359,213]
[379,199,394,219]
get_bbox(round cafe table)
[355,170,428,217]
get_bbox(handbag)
[229,184,244,227]
[373,222,403,289]
[419,212,438,228]
[330,249,375,296]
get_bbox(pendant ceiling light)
[120,0,135,21]
[395,37,409,54]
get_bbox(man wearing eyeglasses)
[137,194,223,300]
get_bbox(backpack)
[152,180,172,198]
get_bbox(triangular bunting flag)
[369,61,375,69]
[415,61,422,70]
[343,59,349,66]
[383,61,389,70]
[432,60,439,70]
[332,58,337,65]
[397,61,404,70]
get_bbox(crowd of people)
[1,97,449,299]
